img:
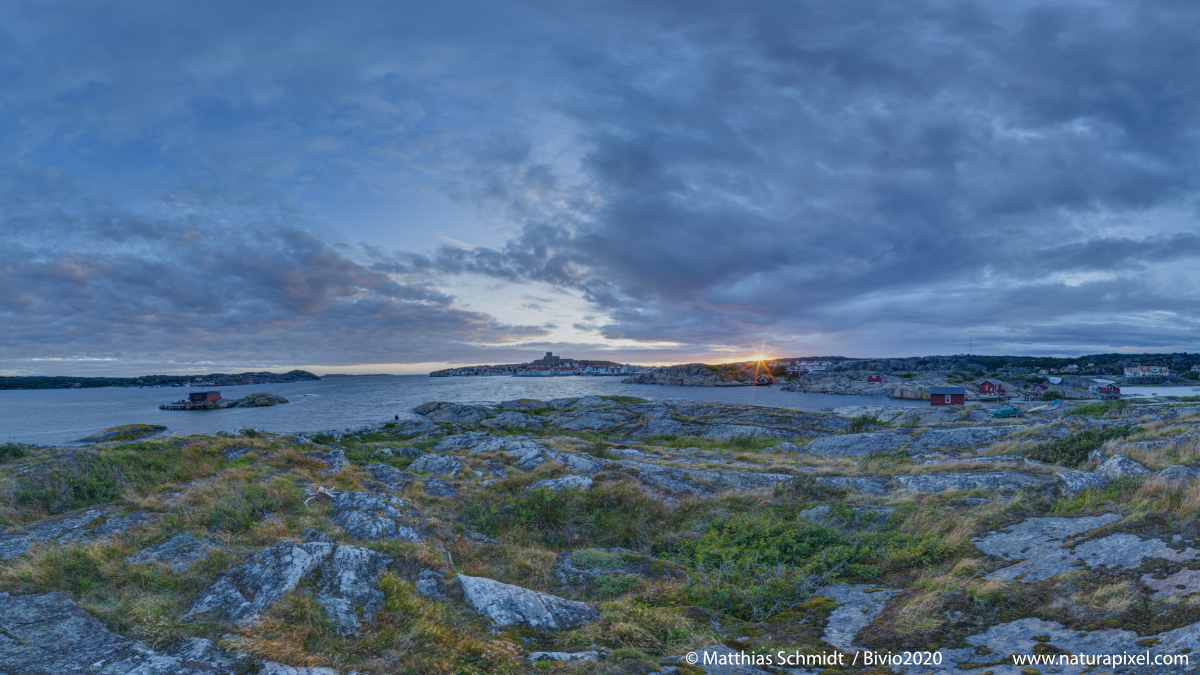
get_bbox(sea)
[0,375,926,446]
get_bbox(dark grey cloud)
[431,0,1200,355]
[2,0,1199,373]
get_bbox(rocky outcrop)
[414,402,490,425]
[456,574,599,630]
[232,393,289,407]
[483,411,545,429]
[615,460,791,497]
[331,492,420,542]
[908,425,1020,449]
[896,471,1050,493]
[812,476,891,495]
[528,475,593,492]
[126,532,219,572]
[408,453,462,476]
[972,513,1200,583]
[0,508,157,560]
[187,540,392,634]
[801,432,910,457]
[0,591,257,674]
[81,424,166,443]
[363,462,413,489]
[821,584,897,651]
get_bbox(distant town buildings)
[1124,365,1171,377]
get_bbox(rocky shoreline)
[1,395,1199,673]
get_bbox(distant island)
[0,369,321,390]
[430,351,647,377]
[320,373,396,378]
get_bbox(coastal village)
[430,350,1200,408]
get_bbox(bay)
[0,375,923,446]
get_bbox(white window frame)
[945,394,951,403]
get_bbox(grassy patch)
[11,442,222,515]
[1069,400,1129,416]
[1022,426,1141,466]
[460,481,669,550]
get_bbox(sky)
[2,0,1198,376]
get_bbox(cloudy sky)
[2,0,1198,375]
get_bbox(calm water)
[0,375,922,446]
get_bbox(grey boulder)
[424,478,459,497]
[456,574,599,630]
[1053,469,1110,499]
[416,569,445,597]
[409,453,462,477]
[1097,454,1151,480]
[363,462,413,489]
[1159,465,1200,481]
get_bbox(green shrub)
[0,443,28,463]
[1183,371,1199,381]
[848,414,886,433]
[1022,426,1140,466]
[724,435,756,450]
[597,573,644,597]
[669,513,947,620]
[1041,389,1065,401]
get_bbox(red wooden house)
[929,386,966,406]
[189,391,221,403]
[756,373,776,385]
[1097,383,1121,399]
[979,379,1009,396]
[867,373,883,383]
